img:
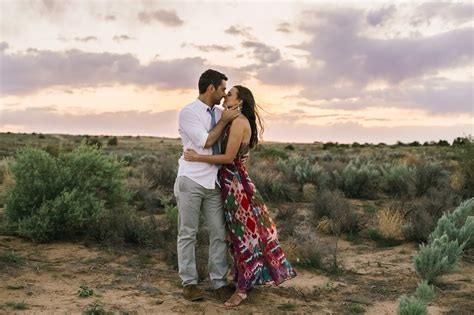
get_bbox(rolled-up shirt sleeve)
[178,108,209,148]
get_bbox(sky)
[0,0,473,144]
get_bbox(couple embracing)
[174,69,296,307]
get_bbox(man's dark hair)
[198,69,228,94]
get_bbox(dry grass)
[302,183,317,202]
[316,217,333,234]
[377,209,404,240]
[401,152,419,166]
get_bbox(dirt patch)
[1,233,473,314]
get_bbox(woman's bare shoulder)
[236,115,250,126]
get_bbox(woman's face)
[223,87,241,109]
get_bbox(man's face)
[212,80,227,105]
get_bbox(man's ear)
[207,84,215,93]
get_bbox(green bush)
[397,295,427,315]
[277,155,330,189]
[5,144,132,243]
[429,198,474,250]
[414,234,463,283]
[415,281,436,303]
[341,158,381,199]
[381,163,416,198]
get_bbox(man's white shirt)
[177,99,223,189]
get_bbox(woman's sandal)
[224,292,247,307]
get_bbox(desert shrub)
[95,207,160,247]
[44,144,60,157]
[415,281,436,303]
[437,140,450,146]
[296,161,329,188]
[135,152,178,193]
[84,137,102,148]
[4,144,139,243]
[397,295,427,315]
[458,141,474,198]
[313,189,359,234]
[414,161,450,196]
[5,148,62,226]
[414,234,464,283]
[302,183,317,202]
[121,153,134,165]
[274,206,305,240]
[128,175,164,212]
[286,225,326,271]
[256,146,288,160]
[452,136,470,146]
[429,198,474,250]
[277,155,330,189]
[381,163,416,198]
[322,142,338,150]
[107,136,118,146]
[249,162,297,202]
[403,187,461,243]
[340,158,381,199]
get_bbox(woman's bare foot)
[224,291,247,307]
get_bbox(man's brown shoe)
[183,285,204,301]
[214,284,235,302]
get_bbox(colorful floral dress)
[218,124,297,290]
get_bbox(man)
[174,69,239,301]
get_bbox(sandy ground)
[1,233,473,315]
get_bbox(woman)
[184,85,296,307]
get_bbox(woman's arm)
[184,119,245,164]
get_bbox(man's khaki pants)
[174,176,228,289]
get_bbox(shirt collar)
[196,98,214,112]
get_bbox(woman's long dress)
[218,125,296,290]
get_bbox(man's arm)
[204,107,239,149]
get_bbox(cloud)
[375,79,474,114]
[137,10,183,26]
[225,25,252,37]
[103,14,116,21]
[260,9,472,86]
[411,2,474,26]
[181,43,234,52]
[0,107,179,137]
[113,35,135,43]
[251,8,473,114]
[0,48,208,94]
[299,78,473,114]
[366,5,396,26]
[36,0,70,17]
[242,41,281,64]
[74,36,98,42]
[276,22,292,33]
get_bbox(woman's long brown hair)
[234,85,264,148]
